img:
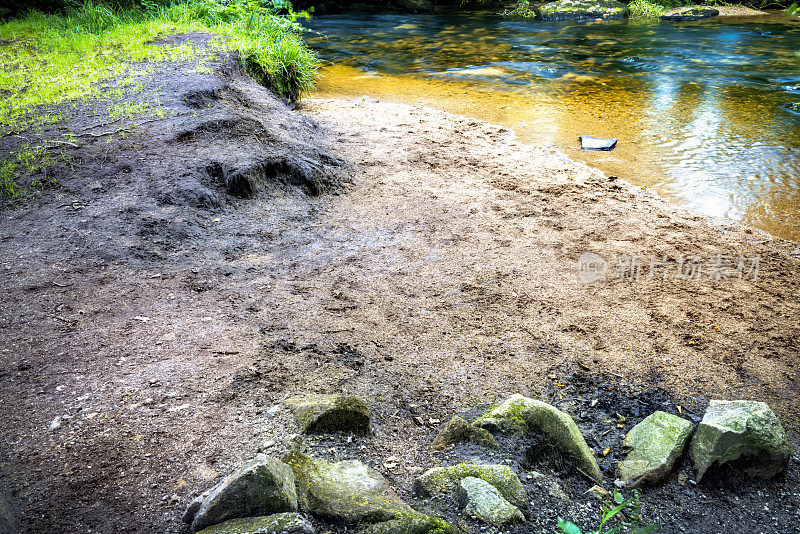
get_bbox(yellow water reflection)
[313,63,800,241]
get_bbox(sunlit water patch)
[304,12,800,240]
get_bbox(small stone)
[474,394,601,482]
[430,416,499,451]
[459,477,524,526]
[48,416,62,431]
[185,456,298,531]
[415,463,527,512]
[284,394,371,434]
[196,513,315,534]
[618,411,693,487]
[689,400,791,482]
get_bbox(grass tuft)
[0,0,319,200]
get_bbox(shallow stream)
[304,12,800,240]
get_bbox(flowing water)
[303,12,800,240]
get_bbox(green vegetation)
[0,0,318,200]
[627,0,685,17]
[503,0,537,17]
[557,490,659,534]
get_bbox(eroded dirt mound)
[0,33,343,266]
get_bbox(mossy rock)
[474,394,602,482]
[430,416,499,451]
[415,463,527,512]
[284,394,371,434]
[458,477,524,526]
[660,8,719,21]
[284,451,453,533]
[186,456,298,532]
[618,411,693,487]
[197,513,314,534]
[284,451,412,522]
[359,513,456,534]
[689,400,791,482]
[538,0,629,21]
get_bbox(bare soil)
[0,35,798,533]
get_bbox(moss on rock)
[618,411,693,487]
[474,394,602,482]
[186,456,298,532]
[196,513,314,534]
[284,394,371,434]
[430,416,499,451]
[459,477,524,526]
[689,400,791,482]
[415,463,527,512]
[284,451,412,522]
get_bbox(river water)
[303,12,800,241]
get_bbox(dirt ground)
[0,36,799,533]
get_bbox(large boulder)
[618,411,693,487]
[284,394,371,434]
[415,463,527,512]
[430,416,499,451]
[538,0,629,21]
[459,477,524,526]
[185,456,298,532]
[474,394,602,482]
[196,513,314,534]
[689,400,791,482]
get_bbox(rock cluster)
[182,393,792,533]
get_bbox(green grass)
[0,0,318,200]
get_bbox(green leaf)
[557,518,584,534]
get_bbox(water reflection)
[304,13,800,240]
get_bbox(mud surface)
[0,35,799,534]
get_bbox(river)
[304,11,800,241]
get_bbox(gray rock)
[430,416,499,451]
[415,463,527,512]
[538,0,629,21]
[284,394,371,434]
[197,513,315,534]
[186,456,298,531]
[474,394,602,482]
[689,400,791,482]
[459,477,524,526]
[618,411,693,487]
